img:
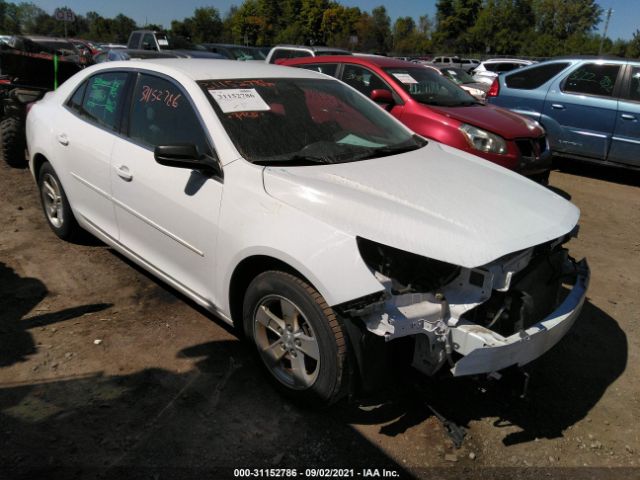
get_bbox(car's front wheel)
[243,271,349,406]
[38,162,80,240]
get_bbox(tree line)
[1,0,639,58]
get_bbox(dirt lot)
[0,159,638,480]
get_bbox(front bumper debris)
[450,258,589,376]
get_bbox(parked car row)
[25,58,589,405]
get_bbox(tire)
[0,115,26,168]
[37,162,80,240]
[243,271,348,406]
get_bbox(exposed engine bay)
[337,233,589,381]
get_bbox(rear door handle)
[551,104,565,110]
[57,133,69,146]
[115,165,133,181]
[621,113,636,120]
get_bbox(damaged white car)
[26,60,589,404]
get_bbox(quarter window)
[505,62,570,89]
[128,74,211,155]
[67,81,87,111]
[562,63,621,97]
[78,72,128,131]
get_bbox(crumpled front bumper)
[450,258,590,377]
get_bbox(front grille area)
[515,136,547,161]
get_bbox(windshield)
[440,67,475,85]
[199,78,425,165]
[383,67,477,107]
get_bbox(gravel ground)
[0,158,638,480]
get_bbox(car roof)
[481,58,531,63]
[94,58,327,81]
[283,55,421,69]
[272,45,351,53]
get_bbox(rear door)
[55,70,129,239]
[542,62,623,160]
[110,72,223,302]
[609,64,640,167]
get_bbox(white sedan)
[26,59,589,404]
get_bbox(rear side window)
[78,72,128,131]
[299,63,338,77]
[562,63,620,97]
[128,74,211,155]
[128,32,141,48]
[505,62,570,89]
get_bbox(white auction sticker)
[392,73,418,84]
[208,88,271,113]
[157,39,169,46]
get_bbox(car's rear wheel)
[38,162,80,240]
[243,271,348,406]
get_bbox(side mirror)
[370,89,394,105]
[154,144,222,177]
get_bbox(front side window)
[384,66,476,106]
[142,34,156,50]
[199,77,423,165]
[128,74,211,155]
[342,65,390,97]
[505,62,570,90]
[78,72,128,131]
[562,63,621,97]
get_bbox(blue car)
[487,57,640,169]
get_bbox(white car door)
[110,72,223,302]
[54,71,129,239]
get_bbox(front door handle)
[57,133,69,146]
[621,113,636,121]
[115,165,133,181]
[551,103,565,110]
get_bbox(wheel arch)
[227,254,316,328]
[32,152,49,181]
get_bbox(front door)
[110,72,223,302]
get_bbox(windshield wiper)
[253,154,332,167]
[354,136,427,161]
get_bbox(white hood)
[262,142,579,268]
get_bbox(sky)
[28,0,638,40]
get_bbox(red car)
[282,56,551,182]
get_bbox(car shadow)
[0,262,111,368]
[554,157,640,187]
[1,339,415,479]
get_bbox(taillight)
[487,78,500,97]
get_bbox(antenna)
[599,8,613,55]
